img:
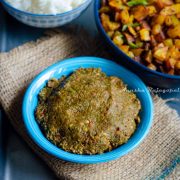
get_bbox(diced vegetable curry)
[99,0,180,75]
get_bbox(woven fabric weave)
[0,28,179,180]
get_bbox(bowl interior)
[23,57,153,164]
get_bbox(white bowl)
[2,0,92,28]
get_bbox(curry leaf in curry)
[127,0,148,7]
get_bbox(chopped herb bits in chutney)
[35,68,141,155]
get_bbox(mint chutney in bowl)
[23,56,153,164]
[35,68,141,155]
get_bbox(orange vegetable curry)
[99,0,180,75]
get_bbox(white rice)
[6,0,85,15]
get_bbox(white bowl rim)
[2,0,92,16]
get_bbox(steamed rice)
[6,0,85,15]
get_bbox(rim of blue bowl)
[22,56,153,164]
[1,0,92,16]
[94,0,180,80]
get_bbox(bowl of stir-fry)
[95,0,180,88]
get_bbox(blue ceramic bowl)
[23,57,153,164]
[1,0,92,28]
[94,0,180,88]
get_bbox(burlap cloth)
[0,28,179,180]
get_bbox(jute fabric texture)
[0,28,179,180]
